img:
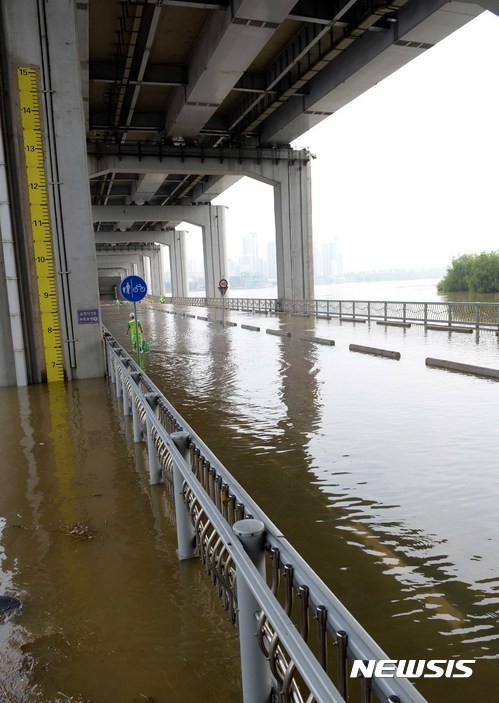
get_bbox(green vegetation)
[437,251,499,293]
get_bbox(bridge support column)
[149,248,164,297]
[273,160,314,301]
[202,205,227,299]
[92,206,228,299]
[95,248,161,298]
[165,230,188,298]
[1,0,104,383]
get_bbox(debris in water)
[61,523,96,541]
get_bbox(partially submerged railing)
[163,297,499,331]
[103,327,428,703]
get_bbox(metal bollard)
[130,373,143,442]
[233,519,272,703]
[122,364,131,416]
[108,349,115,383]
[115,362,122,397]
[144,393,161,485]
[145,416,161,484]
[170,432,197,560]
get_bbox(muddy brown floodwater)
[0,380,242,702]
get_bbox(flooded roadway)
[0,381,241,702]
[1,300,498,702]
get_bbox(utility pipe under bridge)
[163,297,499,332]
[103,328,428,703]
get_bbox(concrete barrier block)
[197,315,208,321]
[349,344,400,360]
[266,329,291,337]
[241,324,261,331]
[425,357,499,379]
[340,317,366,323]
[425,324,473,333]
[376,321,412,328]
[300,335,335,346]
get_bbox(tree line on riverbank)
[437,251,499,293]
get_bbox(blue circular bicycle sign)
[120,275,148,302]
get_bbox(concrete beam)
[87,146,310,182]
[261,0,487,144]
[164,0,298,137]
[94,230,171,245]
[189,174,244,203]
[92,204,220,227]
[132,173,169,204]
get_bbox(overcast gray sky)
[192,10,499,274]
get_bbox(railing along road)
[103,328,429,703]
[166,297,499,331]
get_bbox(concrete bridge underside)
[0,0,497,385]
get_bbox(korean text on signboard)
[77,309,99,325]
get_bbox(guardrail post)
[131,372,143,442]
[108,347,116,384]
[171,431,197,560]
[145,393,161,485]
[122,362,131,416]
[115,356,122,397]
[475,303,480,330]
[233,518,272,703]
[122,379,130,417]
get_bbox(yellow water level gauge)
[17,65,64,382]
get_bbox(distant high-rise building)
[242,232,259,272]
[315,239,343,280]
[265,241,277,280]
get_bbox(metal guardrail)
[103,327,429,703]
[162,297,499,331]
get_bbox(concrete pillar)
[139,255,148,285]
[273,160,314,301]
[150,249,162,297]
[202,205,227,299]
[1,0,104,382]
[92,205,229,299]
[166,230,188,298]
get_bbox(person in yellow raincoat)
[126,312,144,352]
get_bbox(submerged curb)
[425,357,499,380]
[349,344,401,360]
[266,329,291,337]
[300,335,335,346]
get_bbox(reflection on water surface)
[105,299,499,702]
[1,290,498,702]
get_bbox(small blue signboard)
[120,275,148,302]
[77,309,99,324]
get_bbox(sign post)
[120,275,148,366]
[218,278,229,327]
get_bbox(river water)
[1,280,498,702]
